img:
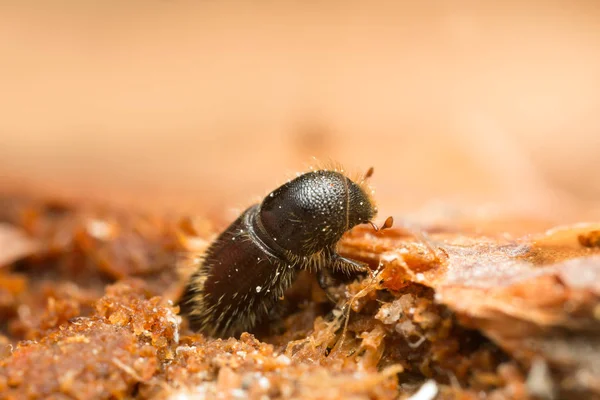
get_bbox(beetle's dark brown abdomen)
[179,205,296,337]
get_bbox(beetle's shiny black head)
[256,170,376,256]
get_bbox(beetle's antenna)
[380,216,394,230]
[368,221,379,232]
[368,216,394,233]
[364,167,374,180]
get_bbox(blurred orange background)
[1,1,599,223]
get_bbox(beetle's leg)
[317,268,343,302]
[331,255,371,278]
[317,255,371,302]
[317,267,335,291]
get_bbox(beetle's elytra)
[179,168,387,338]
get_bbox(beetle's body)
[179,169,377,338]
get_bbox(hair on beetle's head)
[256,166,379,256]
